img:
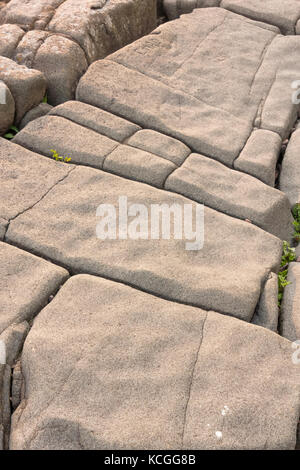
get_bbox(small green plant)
[4,125,19,140]
[50,149,71,163]
[292,203,300,243]
[278,241,296,307]
[42,94,48,103]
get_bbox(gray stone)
[0,138,72,221]
[0,322,29,366]
[251,273,278,331]
[49,101,141,142]
[165,153,293,240]
[0,364,11,450]
[103,144,176,188]
[11,361,22,411]
[20,102,52,130]
[5,164,282,321]
[77,9,300,166]
[164,0,219,20]
[14,30,50,68]
[47,0,157,64]
[280,128,300,208]
[9,275,300,449]
[0,56,46,123]
[0,241,69,335]
[280,262,300,342]
[13,115,119,168]
[0,24,24,58]
[0,81,15,135]
[127,129,191,166]
[234,129,281,187]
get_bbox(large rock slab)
[165,153,293,240]
[13,111,293,240]
[4,162,282,322]
[0,138,72,222]
[0,56,46,123]
[280,262,300,342]
[77,8,300,166]
[0,241,69,334]
[9,275,300,449]
[280,127,300,208]
[163,0,300,35]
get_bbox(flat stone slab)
[0,80,15,135]
[3,155,282,321]
[77,8,300,169]
[13,109,293,240]
[280,262,300,342]
[9,275,300,449]
[0,138,71,222]
[280,128,300,208]
[163,1,300,35]
[0,241,69,335]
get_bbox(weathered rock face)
[163,0,300,34]
[0,56,46,123]
[77,8,300,170]
[9,275,300,450]
[280,263,300,342]
[280,128,300,208]
[0,0,158,104]
[0,138,282,322]
[12,102,294,241]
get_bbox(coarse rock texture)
[0,1,158,104]
[0,80,15,135]
[19,102,52,129]
[0,138,72,222]
[77,8,300,167]
[163,0,300,35]
[4,161,283,322]
[0,241,69,335]
[164,153,293,240]
[49,100,141,142]
[280,262,300,342]
[280,128,300,208]
[0,218,7,240]
[0,322,30,366]
[0,56,46,123]
[13,112,293,240]
[9,275,300,450]
[234,129,282,187]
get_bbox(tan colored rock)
[20,102,52,130]
[0,81,15,135]
[165,153,293,240]
[0,217,7,240]
[49,101,141,142]
[0,24,24,58]
[77,9,300,166]
[0,241,69,334]
[251,273,279,331]
[0,56,46,123]
[234,129,281,187]
[5,163,282,321]
[0,322,29,366]
[0,138,72,221]
[9,275,300,449]
[127,129,191,166]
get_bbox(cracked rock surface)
[9,275,300,450]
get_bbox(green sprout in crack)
[4,125,19,140]
[50,149,72,163]
[292,203,300,244]
[278,241,296,307]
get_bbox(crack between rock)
[3,166,75,241]
[181,311,208,448]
